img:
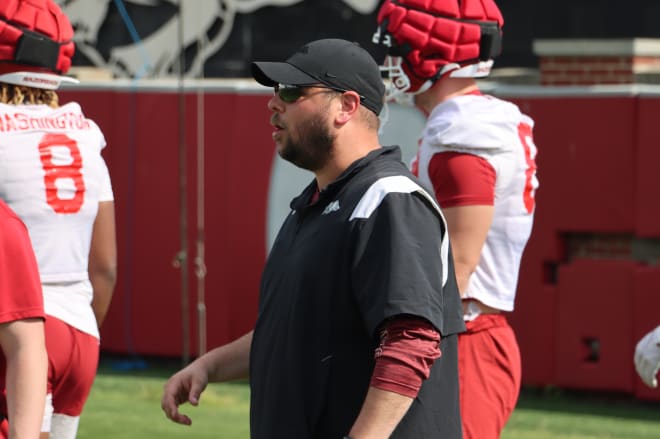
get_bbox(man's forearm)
[348,387,414,439]
[199,331,253,382]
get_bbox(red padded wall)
[635,97,660,237]
[554,260,636,392]
[507,95,649,393]
[632,267,660,401]
[507,204,558,386]
[53,86,660,402]
[58,88,272,356]
[512,97,636,234]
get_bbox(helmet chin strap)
[413,79,434,95]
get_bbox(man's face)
[270,86,337,172]
[278,110,335,172]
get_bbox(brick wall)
[533,39,660,85]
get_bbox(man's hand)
[160,332,253,425]
[161,362,209,425]
[634,325,660,388]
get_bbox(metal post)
[176,0,190,367]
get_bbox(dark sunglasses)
[274,83,364,103]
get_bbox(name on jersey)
[0,112,91,132]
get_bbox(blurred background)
[57,0,660,79]
[53,0,660,404]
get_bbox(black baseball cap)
[251,38,385,115]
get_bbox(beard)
[278,111,335,172]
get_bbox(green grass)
[78,358,250,438]
[503,388,660,439]
[77,357,660,438]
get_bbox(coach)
[161,38,465,438]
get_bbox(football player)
[0,1,117,437]
[375,1,539,437]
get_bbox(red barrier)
[635,97,660,238]
[508,235,558,386]
[51,85,660,402]
[632,266,660,401]
[59,88,272,356]
[511,96,636,234]
[554,259,636,392]
[508,94,655,394]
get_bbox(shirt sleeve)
[0,206,44,324]
[428,151,496,207]
[370,317,442,398]
[350,190,448,337]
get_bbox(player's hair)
[0,83,59,108]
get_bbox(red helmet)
[0,0,77,89]
[374,0,503,97]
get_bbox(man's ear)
[335,91,361,125]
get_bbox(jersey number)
[39,133,85,214]
[517,122,537,214]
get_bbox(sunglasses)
[274,83,364,103]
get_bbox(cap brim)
[251,61,318,87]
[0,71,79,90]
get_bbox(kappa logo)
[322,200,340,215]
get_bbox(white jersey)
[0,102,113,337]
[414,94,538,312]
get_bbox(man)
[375,1,539,438]
[0,200,48,439]
[162,38,465,438]
[635,326,660,388]
[0,1,117,437]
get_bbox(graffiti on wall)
[56,0,382,79]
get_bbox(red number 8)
[39,133,85,214]
[518,122,537,214]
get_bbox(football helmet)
[0,0,77,89]
[373,0,503,101]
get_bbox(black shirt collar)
[290,146,402,210]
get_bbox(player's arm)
[88,200,117,328]
[429,152,495,294]
[161,331,252,425]
[442,205,493,293]
[0,319,48,439]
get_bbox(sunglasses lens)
[276,85,303,103]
